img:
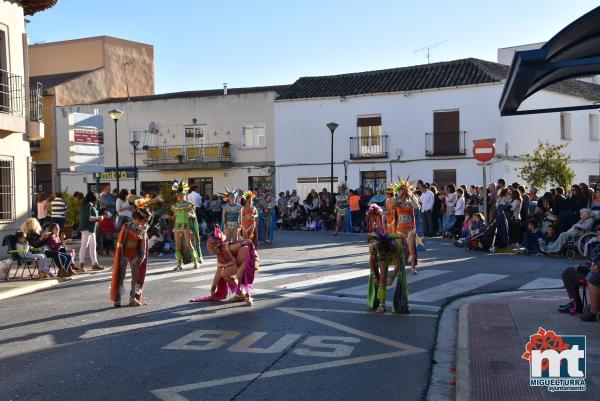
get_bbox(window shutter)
[433,111,459,155]
[357,116,381,127]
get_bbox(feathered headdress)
[171,179,190,194]
[207,225,227,247]
[391,177,415,195]
[241,191,255,200]
[367,203,383,216]
[384,183,395,195]
[220,187,240,201]
[368,231,400,254]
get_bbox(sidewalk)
[457,290,600,401]
[0,254,177,301]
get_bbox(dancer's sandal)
[128,297,142,307]
[244,294,254,306]
[375,303,385,313]
[228,293,245,303]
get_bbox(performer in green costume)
[171,180,203,270]
[367,231,409,314]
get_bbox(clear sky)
[26,0,599,94]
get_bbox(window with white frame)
[560,113,572,140]
[241,123,266,148]
[0,156,15,223]
[184,125,206,145]
[130,130,157,152]
[589,114,599,141]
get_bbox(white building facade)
[55,86,287,196]
[275,58,600,199]
[0,0,52,247]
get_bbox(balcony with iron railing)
[143,143,233,169]
[30,82,44,123]
[349,135,389,159]
[0,69,26,135]
[0,69,24,117]
[425,131,467,157]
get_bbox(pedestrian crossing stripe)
[409,273,508,303]
[518,278,564,290]
[334,269,452,297]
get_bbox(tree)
[517,141,575,189]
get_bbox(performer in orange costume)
[393,179,420,275]
[241,191,259,249]
[384,186,396,234]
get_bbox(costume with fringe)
[384,186,396,234]
[241,191,259,248]
[366,203,385,234]
[171,180,203,264]
[367,232,409,314]
[222,188,243,234]
[110,213,149,306]
[190,226,259,303]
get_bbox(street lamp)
[326,122,338,195]
[108,109,124,192]
[130,138,140,194]
[343,160,349,184]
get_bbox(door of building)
[35,164,53,195]
[189,177,213,198]
[248,176,273,193]
[360,171,386,192]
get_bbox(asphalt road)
[0,231,573,401]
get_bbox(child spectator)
[522,220,543,255]
[15,231,52,278]
[46,223,77,275]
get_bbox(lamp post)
[326,122,338,195]
[343,160,349,184]
[130,139,140,194]
[108,109,124,192]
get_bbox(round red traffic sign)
[472,139,496,163]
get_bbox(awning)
[499,6,600,116]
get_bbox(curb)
[455,304,470,401]
[426,289,564,401]
[0,279,63,301]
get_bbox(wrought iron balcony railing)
[349,135,389,159]
[425,131,467,156]
[0,69,24,117]
[30,82,44,122]
[143,143,233,167]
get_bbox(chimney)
[223,83,228,95]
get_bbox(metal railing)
[349,135,389,159]
[0,69,24,117]
[30,82,43,122]
[425,131,467,156]
[143,143,233,166]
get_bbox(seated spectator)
[15,231,52,278]
[546,208,594,254]
[46,223,77,275]
[559,227,600,319]
[98,208,119,256]
[148,228,165,256]
[21,217,70,278]
[521,220,543,255]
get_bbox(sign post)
[472,138,496,221]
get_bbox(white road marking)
[192,284,442,312]
[334,269,452,297]
[228,332,303,354]
[409,273,508,303]
[518,278,564,290]
[279,269,366,289]
[150,307,426,401]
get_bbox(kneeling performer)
[190,226,259,306]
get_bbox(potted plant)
[176,154,184,163]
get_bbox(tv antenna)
[415,41,446,64]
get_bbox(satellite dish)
[149,121,157,133]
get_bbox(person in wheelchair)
[546,208,594,255]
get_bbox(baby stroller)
[467,221,497,251]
